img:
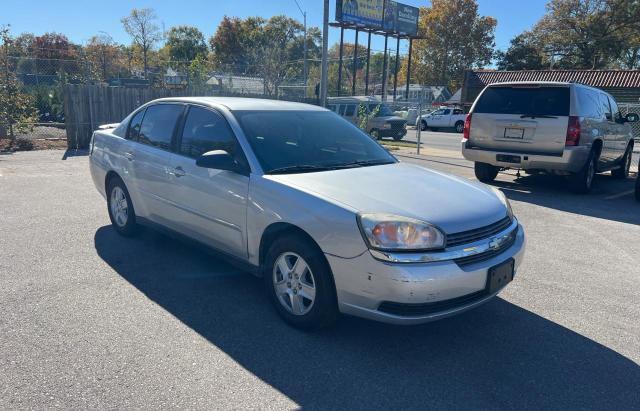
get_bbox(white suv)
[461,82,638,193]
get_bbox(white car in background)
[416,107,467,132]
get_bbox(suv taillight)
[566,116,580,146]
[462,114,472,140]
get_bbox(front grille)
[446,216,512,248]
[389,121,406,131]
[453,227,518,267]
[378,289,489,317]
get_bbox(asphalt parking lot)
[1,149,639,409]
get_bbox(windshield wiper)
[520,114,558,119]
[332,159,395,168]
[267,165,334,174]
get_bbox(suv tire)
[569,149,597,194]
[264,234,339,330]
[474,162,499,183]
[611,143,633,179]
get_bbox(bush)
[14,137,34,151]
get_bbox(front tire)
[474,162,499,183]
[569,150,597,194]
[106,177,138,236]
[370,129,381,140]
[264,234,339,330]
[611,143,633,179]
[419,120,427,131]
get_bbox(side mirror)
[625,113,639,123]
[196,150,241,173]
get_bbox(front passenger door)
[169,105,250,258]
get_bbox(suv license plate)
[487,258,514,294]
[504,128,524,139]
[496,154,521,164]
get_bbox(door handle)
[170,166,186,177]
[124,151,135,161]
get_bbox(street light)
[293,0,307,97]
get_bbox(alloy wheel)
[272,252,316,316]
[110,186,129,227]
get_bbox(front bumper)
[379,127,407,138]
[326,223,525,325]
[461,142,590,173]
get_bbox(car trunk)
[469,85,570,156]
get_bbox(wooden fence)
[63,84,319,148]
[63,85,210,148]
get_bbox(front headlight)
[491,187,514,219]
[357,213,445,251]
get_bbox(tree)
[121,8,162,77]
[0,27,38,139]
[210,15,320,96]
[86,33,120,81]
[410,0,496,88]
[530,0,640,69]
[164,26,208,62]
[495,32,546,70]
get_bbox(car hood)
[266,162,509,234]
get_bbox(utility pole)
[320,0,329,106]
[293,0,307,96]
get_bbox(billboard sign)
[336,0,385,28]
[383,0,419,36]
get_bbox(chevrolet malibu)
[90,97,525,329]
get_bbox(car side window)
[127,109,145,140]
[344,104,356,116]
[453,109,463,115]
[138,104,184,150]
[608,96,621,122]
[576,88,600,119]
[599,93,612,121]
[443,109,451,115]
[339,105,347,115]
[327,104,337,112]
[180,106,245,164]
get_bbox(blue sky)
[3,0,548,54]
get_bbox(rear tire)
[569,149,597,194]
[611,143,633,179]
[393,135,404,141]
[420,120,427,131]
[264,234,339,330]
[455,121,464,133]
[106,176,138,236]
[370,129,381,140]
[474,162,499,183]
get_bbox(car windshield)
[474,86,570,116]
[234,110,397,174]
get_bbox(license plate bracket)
[496,154,521,164]
[487,258,514,294]
[504,128,524,139]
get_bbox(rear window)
[474,86,570,116]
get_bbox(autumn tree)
[86,33,121,81]
[121,8,162,77]
[0,26,38,139]
[410,0,496,88]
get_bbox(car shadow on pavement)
[94,225,640,409]
[493,172,640,225]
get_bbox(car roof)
[149,97,329,112]
[327,96,382,103]
[488,81,572,87]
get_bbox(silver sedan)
[89,97,525,329]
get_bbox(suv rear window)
[474,86,570,116]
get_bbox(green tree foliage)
[527,0,640,69]
[495,32,546,70]
[210,15,320,96]
[0,27,38,139]
[411,0,496,88]
[164,26,208,62]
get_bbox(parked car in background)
[327,96,407,140]
[461,81,639,193]
[90,97,524,329]
[416,107,466,132]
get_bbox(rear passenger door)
[608,96,629,163]
[131,103,186,225]
[597,93,616,167]
[169,105,250,258]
